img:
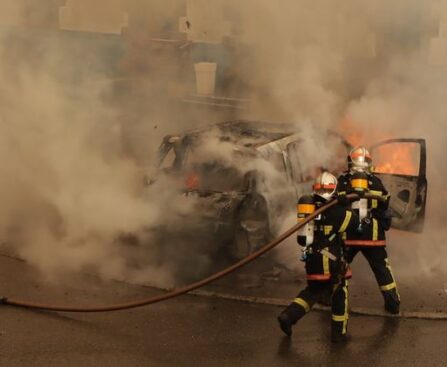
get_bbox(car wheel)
[232,194,271,259]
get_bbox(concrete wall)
[181,0,230,44]
[0,0,63,28]
[429,0,447,64]
[59,0,128,34]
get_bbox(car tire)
[232,194,271,259]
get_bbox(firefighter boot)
[383,289,400,315]
[331,321,349,343]
[278,313,293,337]
[277,303,306,337]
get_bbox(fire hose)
[1,193,367,313]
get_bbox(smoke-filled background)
[0,0,446,286]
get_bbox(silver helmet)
[348,146,372,173]
[313,171,338,201]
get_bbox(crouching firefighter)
[337,146,401,314]
[278,172,359,343]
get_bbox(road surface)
[1,254,446,367]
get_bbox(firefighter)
[277,172,359,343]
[337,146,400,314]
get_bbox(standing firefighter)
[337,146,400,314]
[278,172,359,343]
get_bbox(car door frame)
[369,138,427,232]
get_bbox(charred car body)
[148,120,427,260]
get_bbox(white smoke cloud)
[0,0,446,288]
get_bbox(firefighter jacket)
[300,195,359,282]
[337,171,391,247]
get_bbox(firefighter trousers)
[347,246,400,313]
[279,279,349,336]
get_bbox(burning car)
[147,120,427,260]
[370,138,427,232]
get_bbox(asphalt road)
[1,255,447,367]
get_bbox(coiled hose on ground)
[2,194,363,313]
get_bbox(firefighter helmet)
[348,146,372,173]
[313,172,338,201]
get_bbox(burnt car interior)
[370,138,427,233]
[155,120,299,192]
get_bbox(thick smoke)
[0,27,171,285]
[222,0,447,276]
[0,1,446,287]
[0,2,196,286]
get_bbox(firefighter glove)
[337,193,350,207]
[354,189,367,198]
[372,208,393,231]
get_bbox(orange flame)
[338,117,419,176]
[373,144,419,176]
[185,171,200,190]
[338,117,365,147]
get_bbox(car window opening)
[157,141,247,192]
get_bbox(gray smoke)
[222,0,447,276]
[0,1,446,287]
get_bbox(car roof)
[174,120,299,148]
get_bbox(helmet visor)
[313,183,336,199]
